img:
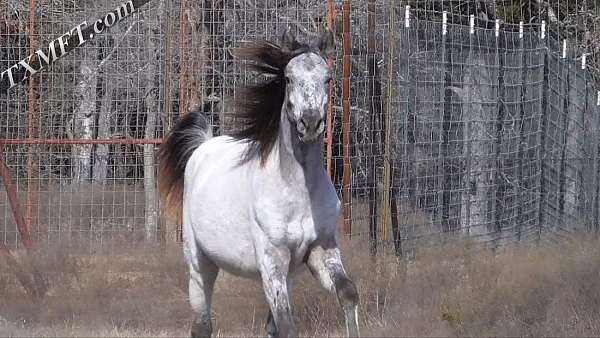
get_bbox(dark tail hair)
[159,112,212,220]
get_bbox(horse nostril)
[300,118,308,129]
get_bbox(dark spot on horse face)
[303,57,316,71]
[302,91,311,102]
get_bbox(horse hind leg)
[187,250,219,338]
[307,244,360,337]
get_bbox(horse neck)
[275,110,324,186]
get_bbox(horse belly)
[184,140,261,278]
[192,204,259,278]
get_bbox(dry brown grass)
[2,237,600,337]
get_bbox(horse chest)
[254,182,339,256]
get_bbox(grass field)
[2,237,600,337]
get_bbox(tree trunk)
[366,0,380,255]
[563,65,585,229]
[93,73,114,183]
[143,2,161,242]
[72,56,97,183]
[460,53,497,242]
[186,3,209,114]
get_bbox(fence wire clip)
[442,11,447,36]
[582,53,587,70]
[519,21,524,39]
[541,20,546,39]
[562,39,567,59]
[405,5,410,28]
[470,15,475,34]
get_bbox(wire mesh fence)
[0,0,168,249]
[1,0,600,257]
[343,1,600,257]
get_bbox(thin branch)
[97,20,144,70]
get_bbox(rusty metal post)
[1,1,48,290]
[325,0,335,178]
[0,150,45,300]
[0,243,40,300]
[0,148,32,250]
[25,0,37,242]
[341,0,352,236]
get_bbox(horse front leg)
[307,242,360,337]
[265,310,277,338]
[258,243,296,338]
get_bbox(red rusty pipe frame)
[1,146,48,300]
[0,243,17,261]
[325,0,335,178]
[341,0,352,236]
[0,242,39,300]
[26,0,37,243]
[0,148,32,250]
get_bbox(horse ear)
[281,27,298,51]
[318,28,335,57]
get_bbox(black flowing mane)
[230,35,313,164]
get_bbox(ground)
[1,237,600,337]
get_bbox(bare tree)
[562,65,586,227]
[93,72,114,183]
[70,51,97,182]
[143,1,163,241]
[454,54,497,242]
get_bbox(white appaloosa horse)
[159,29,359,338]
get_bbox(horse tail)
[159,111,212,220]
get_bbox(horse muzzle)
[297,115,325,143]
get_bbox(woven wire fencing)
[1,0,600,258]
[345,1,600,257]
[0,0,170,249]
[0,0,332,250]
